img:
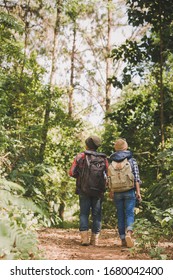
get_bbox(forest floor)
[38,228,173,260]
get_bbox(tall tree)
[105,0,113,112]
[65,0,88,117]
[126,0,173,149]
[111,0,173,149]
[39,0,62,162]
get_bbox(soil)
[38,228,173,260]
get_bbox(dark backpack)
[79,150,107,197]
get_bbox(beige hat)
[114,138,128,151]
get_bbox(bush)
[0,178,43,259]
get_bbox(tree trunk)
[159,2,165,150]
[39,101,51,162]
[58,200,65,221]
[68,23,77,117]
[105,0,112,113]
[20,14,29,80]
[39,0,62,162]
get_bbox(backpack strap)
[84,150,106,157]
[85,155,90,166]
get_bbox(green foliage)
[105,77,173,185]
[4,113,83,226]
[111,40,149,87]
[107,86,159,150]
[102,194,117,228]
[101,121,118,156]
[65,0,88,22]
[144,149,173,210]
[132,218,165,259]
[0,8,83,229]
[134,218,161,249]
[0,13,45,158]
[132,203,173,260]
[160,208,173,243]
[0,0,173,252]
[0,178,43,260]
[111,0,173,89]
[104,84,158,187]
[138,200,173,234]
[126,0,173,30]
[0,11,24,64]
[104,72,173,248]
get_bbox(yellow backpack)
[108,158,134,192]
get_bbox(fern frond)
[0,178,25,194]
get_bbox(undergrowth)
[0,178,44,259]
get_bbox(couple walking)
[69,135,141,248]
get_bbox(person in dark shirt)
[69,135,108,246]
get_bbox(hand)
[136,192,142,202]
[109,191,114,200]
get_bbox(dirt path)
[38,228,152,260]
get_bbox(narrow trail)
[38,228,152,260]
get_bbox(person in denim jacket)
[109,138,142,248]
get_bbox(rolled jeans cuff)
[127,226,133,232]
[120,234,125,240]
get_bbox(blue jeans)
[79,193,102,234]
[113,189,136,240]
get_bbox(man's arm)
[69,153,85,178]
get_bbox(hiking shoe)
[80,231,90,246]
[90,233,99,246]
[121,239,127,247]
[125,233,134,248]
